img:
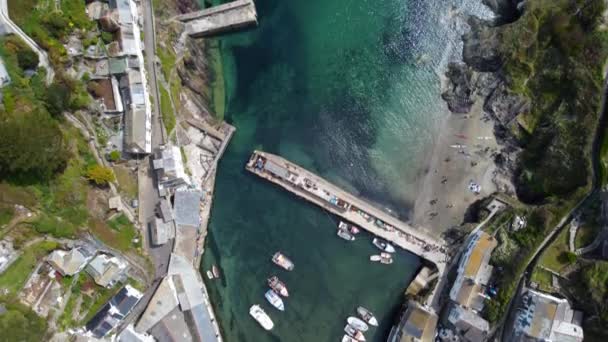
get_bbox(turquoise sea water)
[201,0,493,341]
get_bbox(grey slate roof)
[173,190,202,228]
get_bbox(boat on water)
[369,255,381,262]
[347,317,369,332]
[337,228,355,241]
[380,252,391,258]
[342,335,358,342]
[265,289,285,311]
[206,270,214,279]
[268,276,289,297]
[272,252,294,271]
[212,265,220,278]
[357,307,378,327]
[249,304,274,330]
[372,238,396,253]
[344,324,366,342]
[339,221,360,235]
[380,254,393,265]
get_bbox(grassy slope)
[0,241,59,295]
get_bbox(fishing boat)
[272,252,294,271]
[347,317,369,332]
[342,335,358,342]
[268,276,289,297]
[380,252,391,258]
[265,289,285,311]
[337,228,355,241]
[344,324,365,342]
[249,304,274,330]
[369,255,381,262]
[212,265,220,278]
[357,307,378,327]
[372,238,396,253]
[339,221,360,235]
[206,270,214,279]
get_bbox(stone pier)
[176,0,258,38]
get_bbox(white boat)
[272,252,294,271]
[206,270,214,279]
[372,238,396,253]
[339,221,360,234]
[380,252,391,258]
[249,304,274,330]
[369,255,381,262]
[344,324,365,341]
[342,335,358,342]
[337,228,355,241]
[357,306,378,327]
[347,316,369,332]
[268,276,289,297]
[380,254,393,265]
[265,289,285,311]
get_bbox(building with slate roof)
[86,253,128,288]
[447,305,490,342]
[450,231,497,311]
[510,288,583,342]
[387,300,438,342]
[153,146,191,193]
[85,285,143,338]
[47,246,95,276]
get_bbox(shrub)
[16,49,39,70]
[86,165,115,185]
[108,150,121,162]
[101,31,114,44]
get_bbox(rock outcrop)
[462,16,503,72]
[441,62,476,114]
[483,80,529,126]
[482,0,525,24]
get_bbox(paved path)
[0,0,54,84]
[142,0,165,148]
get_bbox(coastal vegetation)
[501,0,608,203]
[471,0,608,328]
[0,300,48,342]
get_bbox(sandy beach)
[412,99,500,237]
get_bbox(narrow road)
[0,0,54,84]
[141,0,165,148]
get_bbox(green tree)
[0,110,68,181]
[0,301,47,342]
[45,83,71,117]
[16,49,38,70]
[86,165,115,185]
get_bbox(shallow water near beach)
[201,0,493,341]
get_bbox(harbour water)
[201,0,493,341]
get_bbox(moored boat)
[272,252,294,271]
[372,238,396,253]
[380,254,393,264]
[347,316,369,332]
[369,255,381,262]
[380,252,391,258]
[206,270,214,279]
[249,304,274,330]
[212,265,220,278]
[339,221,360,235]
[337,228,355,241]
[344,324,366,342]
[342,335,358,342]
[357,307,378,327]
[268,276,289,297]
[265,289,285,311]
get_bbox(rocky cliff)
[443,0,608,203]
